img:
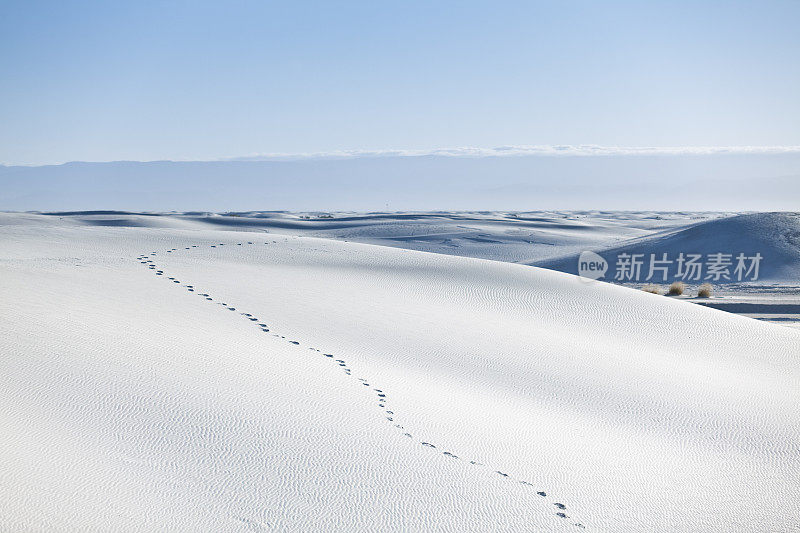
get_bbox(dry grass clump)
[697,283,713,298]
[641,284,661,295]
[667,281,685,295]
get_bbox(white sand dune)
[536,212,800,284]
[24,210,727,263]
[1,214,799,532]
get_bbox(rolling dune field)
[1,213,799,532]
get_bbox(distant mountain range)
[2,152,799,211]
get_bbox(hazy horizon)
[3,144,800,168]
[2,151,798,212]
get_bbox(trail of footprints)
[136,241,585,528]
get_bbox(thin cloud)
[5,145,800,167]
[224,145,800,161]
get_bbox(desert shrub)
[642,284,661,295]
[668,281,685,295]
[697,283,713,298]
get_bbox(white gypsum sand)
[1,214,799,532]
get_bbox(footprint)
[139,243,578,528]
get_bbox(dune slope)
[1,217,799,532]
[536,212,800,283]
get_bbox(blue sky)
[1,0,799,165]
